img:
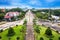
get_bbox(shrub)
[16,25,18,26]
[34,25,40,33]
[8,37,11,40]
[33,19,36,25]
[23,19,27,25]
[20,26,26,33]
[0,29,3,33]
[45,27,52,36]
[17,37,20,40]
[7,27,15,36]
[40,37,44,40]
[49,38,53,40]
[56,30,59,33]
[59,37,60,40]
[0,36,2,39]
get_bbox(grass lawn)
[34,25,60,40]
[0,25,26,40]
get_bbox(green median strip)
[0,25,26,40]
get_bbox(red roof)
[4,16,11,18]
[4,12,19,18]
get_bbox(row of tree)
[0,8,27,21]
[32,9,60,16]
[35,12,48,20]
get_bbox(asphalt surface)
[0,18,25,30]
[25,10,34,40]
[37,20,60,32]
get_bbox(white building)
[51,15,59,20]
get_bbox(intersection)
[0,10,60,40]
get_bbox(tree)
[35,12,48,20]
[59,37,60,40]
[8,7,23,12]
[49,38,53,40]
[23,19,27,25]
[17,37,20,40]
[0,36,2,39]
[56,30,59,33]
[0,13,5,21]
[7,27,15,36]
[0,29,3,33]
[18,12,26,19]
[45,27,52,36]
[53,10,60,16]
[40,37,44,40]
[33,19,36,25]
[20,26,25,32]
[34,25,40,33]
[8,37,11,40]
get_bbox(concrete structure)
[51,15,60,22]
[41,12,46,14]
[25,10,34,40]
[51,15,59,20]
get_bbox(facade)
[51,15,59,20]
[51,15,60,22]
[4,12,19,21]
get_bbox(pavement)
[0,10,35,40]
[37,20,60,32]
[1,9,60,40]
[0,18,25,30]
[25,10,34,40]
[0,21,7,25]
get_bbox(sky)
[0,0,60,9]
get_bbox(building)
[4,12,20,21]
[51,15,59,20]
[41,12,45,14]
[51,15,60,22]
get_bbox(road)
[0,18,25,30]
[0,21,7,25]
[37,20,60,33]
[25,10,34,40]
[0,10,35,40]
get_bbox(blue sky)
[0,0,60,9]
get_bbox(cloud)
[9,0,41,8]
[29,0,42,6]
[45,0,55,3]
[29,0,38,4]
[10,0,21,5]
[10,0,42,6]
[0,0,33,9]
[0,5,33,9]
[9,0,33,8]
[0,0,60,9]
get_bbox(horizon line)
[0,6,60,9]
